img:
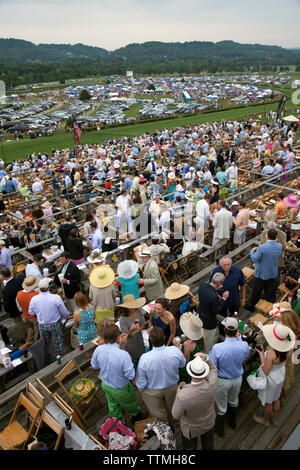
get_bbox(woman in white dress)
[253,324,295,427]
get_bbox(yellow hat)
[89,265,115,288]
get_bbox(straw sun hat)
[164,282,189,300]
[118,294,146,309]
[262,324,295,352]
[89,265,115,288]
[22,275,39,291]
[117,260,138,279]
[87,250,107,264]
[180,312,203,340]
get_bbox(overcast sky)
[1,0,300,50]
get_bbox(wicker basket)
[242,267,254,281]
[255,299,273,316]
[249,313,270,331]
[277,284,290,296]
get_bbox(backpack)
[162,253,178,273]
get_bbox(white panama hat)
[186,356,209,379]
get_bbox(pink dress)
[43,206,53,222]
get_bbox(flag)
[276,95,287,122]
[73,121,81,144]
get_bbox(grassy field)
[124,103,143,118]
[1,97,295,162]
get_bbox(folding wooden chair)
[54,359,101,425]
[34,410,64,451]
[0,393,41,450]
[26,382,46,409]
[88,433,107,450]
[25,382,46,430]
[35,376,53,399]
[52,392,86,432]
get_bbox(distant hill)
[0,38,299,63]
[1,38,300,87]
[0,38,109,62]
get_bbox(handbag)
[70,327,79,350]
[100,418,135,450]
[246,367,267,391]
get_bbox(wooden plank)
[251,368,300,450]
[267,403,300,450]
[215,386,262,450]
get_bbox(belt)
[218,376,229,380]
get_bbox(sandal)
[252,414,270,427]
[271,419,278,427]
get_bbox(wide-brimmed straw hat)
[180,312,203,340]
[119,294,146,309]
[89,265,115,288]
[262,324,295,352]
[168,172,175,179]
[41,201,51,208]
[284,193,299,208]
[117,260,138,279]
[186,356,209,379]
[22,275,39,291]
[165,282,189,300]
[87,250,107,264]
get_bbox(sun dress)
[77,306,97,344]
[257,353,286,406]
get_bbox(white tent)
[282,115,299,122]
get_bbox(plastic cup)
[43,268,49,276]
[3,357,11,369]
[58,273,64,282]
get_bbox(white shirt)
[116,194,131,213]
[159,210,171,228]
[225,165,238,179]
[196,199,211,220]
[32,181,43,193]
[25,263,43,280]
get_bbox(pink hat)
[253,161,261,168]
[284,193,299,208]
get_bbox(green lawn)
[1,97,295,162]
[124,103,143,118]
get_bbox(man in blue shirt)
[52,174,60,198]
[5,177,16,193]
[245,228,282,311]
[136,326,186,425]
[209,257,246,316]
[0,240,12,269]
[127,156,136,168]
[91,322,142,420]
[210,317,250,437]
[167,146,175,160]
[90,221,102,250]
[262,164,274,176]
[123,175,132,191]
